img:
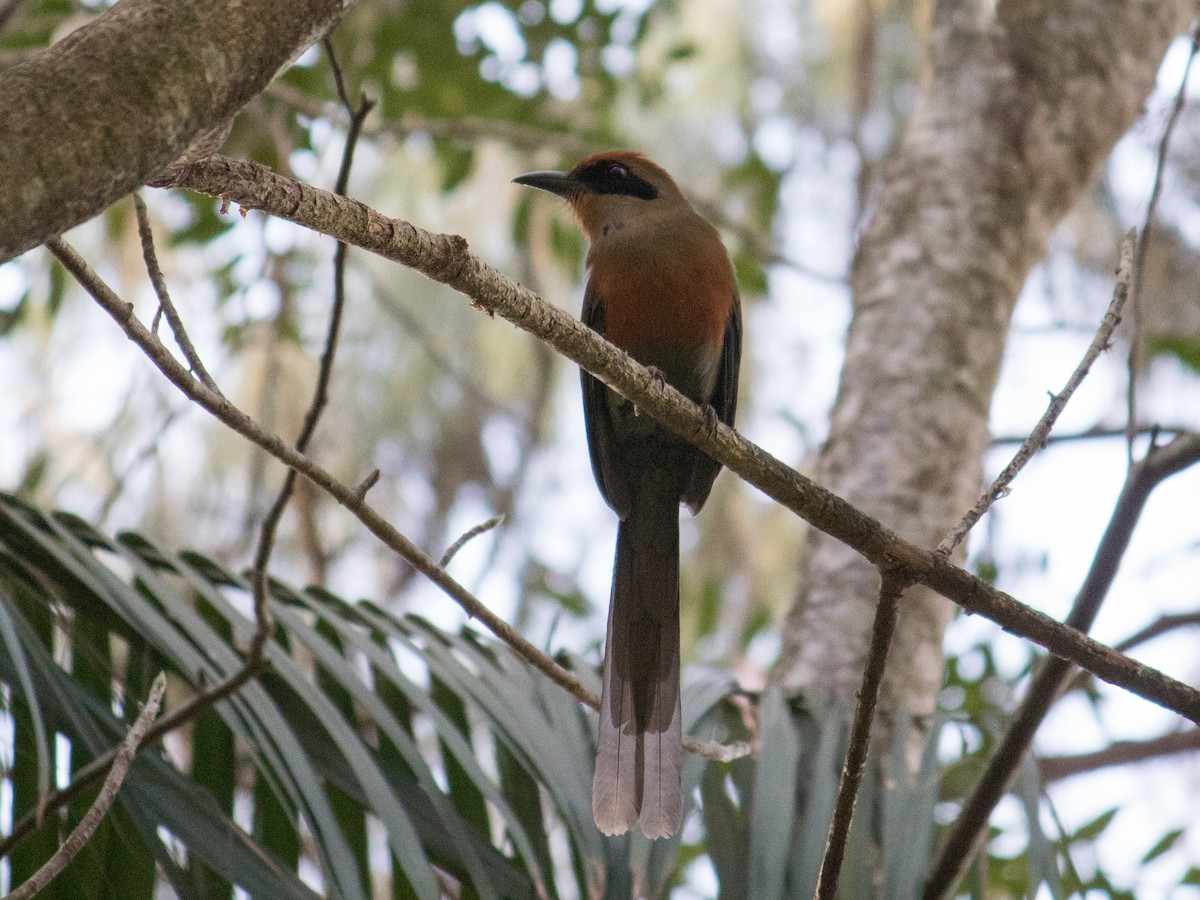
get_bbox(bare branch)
[440,514,505,568]
[990,423,1194,446]
[1127,26,1200,462]
[938,231,1135,556]
[816,569,908,900]
[1039,728,1200,782]
[247,55,374,664]
[156,155,1200,727]
[1062,610,1200,697]
[133,193,221,393]
[1115,610,1200,654]
[5,672,166,900]
[353,468,380,502]
[925,430,1200,900]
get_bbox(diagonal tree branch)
[150,155,1200,728]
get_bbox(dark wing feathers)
[583,283,741,519]
[682,292,741,513]
[581,283,633,519]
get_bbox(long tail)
[592,481,682,839]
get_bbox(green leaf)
[0,588,320,900]
[792,706,846,898]
[306,593,549,897]
[701,763,746,899]
[1142,827,1185,864]
[748,687,799,900]
[432,674,491,831]
[438,141,476,192]
[0,591,51,801]
[1148,333,1200,373]
[1016,760,1063,899]
[1071,806,1119,842]
[882,712,943,899]
[0,291,28,335]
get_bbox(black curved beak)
[512,170,581,198]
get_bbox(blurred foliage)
[2,0,1200,897]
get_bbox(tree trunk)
[774,0,1192,718]
[0,0,353,262]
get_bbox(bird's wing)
[581,281,633,520]
[683,290,742,514]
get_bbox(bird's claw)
[633,366,668,417]
[702,403,720,438]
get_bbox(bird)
[514,153,741,839]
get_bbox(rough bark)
[0,0,353,262]
[774,0,1192,717]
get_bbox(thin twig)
[690,734,754,764]
[97,403,187,525]
[1115,610,1200,654]
[989,423,1192,446]
[924,430,1200,900]
[353,468,380,502]
[323,37,351,111]
[1039,727,1200,782]
[815,569,909,900]
[154,155,1200,727]
[5,672,166,900]
[440,515,505,568]
[133,193,221,393]
[249,50,375,659]
[1126,26,1200,464]
[938,231,1135,556]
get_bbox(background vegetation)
[2,0,1199,897]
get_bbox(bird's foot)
[702,403,720,438]
[634,365,667,417]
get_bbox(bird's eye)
[609,163,628,179]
